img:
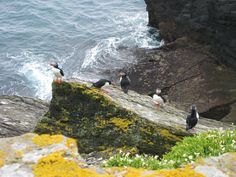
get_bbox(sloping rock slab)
[35,81,234,156]
[0,95,48,138]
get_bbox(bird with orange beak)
[50,62,64,84]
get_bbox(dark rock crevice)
[199,99,236,121]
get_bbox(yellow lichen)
[15,150,23,159]
[0,159,4,168]
[0,150,6,159]
[110,117,133,132]
[122,166,205,177]
[96,116,109,129]
[33,151,113,177]
[32,134,63,147]
[159,129,182,142]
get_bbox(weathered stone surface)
[0,95,49,138]
[145,0,236,68]
[126,42,236,122]
[194,153,236,177]
[0,133,107,177]
[34,81,234,156]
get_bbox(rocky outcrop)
[145,0,236,68]
[34,81,234,156]
[0,133,235,177]
[0,96,48,138]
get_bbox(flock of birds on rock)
[50,62,199,132]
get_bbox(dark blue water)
[0,0,161,100]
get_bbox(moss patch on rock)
[34,82,186,155]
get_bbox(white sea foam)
[81,11,161,72]
[82,37,120,69]
[10,51,54,100]
[20,61,53,100]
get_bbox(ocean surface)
[0,0,161,100]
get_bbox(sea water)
[0,0,161,100]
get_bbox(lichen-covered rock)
[34,81,234,156]
[0,95,48,138]
[0,133,218,177]
[0,133,88,177]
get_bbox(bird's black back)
[59,68,64,76]
[92,79,110,88]
[120,76,130,87]
[54,64,64,76]
[186,109,198,130]
[120,76,130,93]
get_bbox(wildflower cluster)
[103,130,236,170]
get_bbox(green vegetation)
[35,82,186,155]
[103,130,236,170]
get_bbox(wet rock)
[34,81,234,156]
[0,95,49,138]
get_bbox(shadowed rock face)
[145,0,236,68]
[34,81,234,156]
[0,96,49,138]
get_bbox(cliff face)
[145,0,236,68]
[34,81,234,156]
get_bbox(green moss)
[35,81,185,155]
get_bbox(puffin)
[50,62,64,84]
[119,72,130,94]
[92,79,111,88]
[186,105,199,131]
[152,88,164,108]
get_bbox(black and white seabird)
[119,72,130,94]
[186,105,199,131]
[152,88,164,108]
[92,79,111,88]
[50,62,64,84]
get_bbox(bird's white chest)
[104,82,110,87]
[196,112,199,119]
[52,67,62,77]
[153,94,164,104]
[119,77,122,82]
